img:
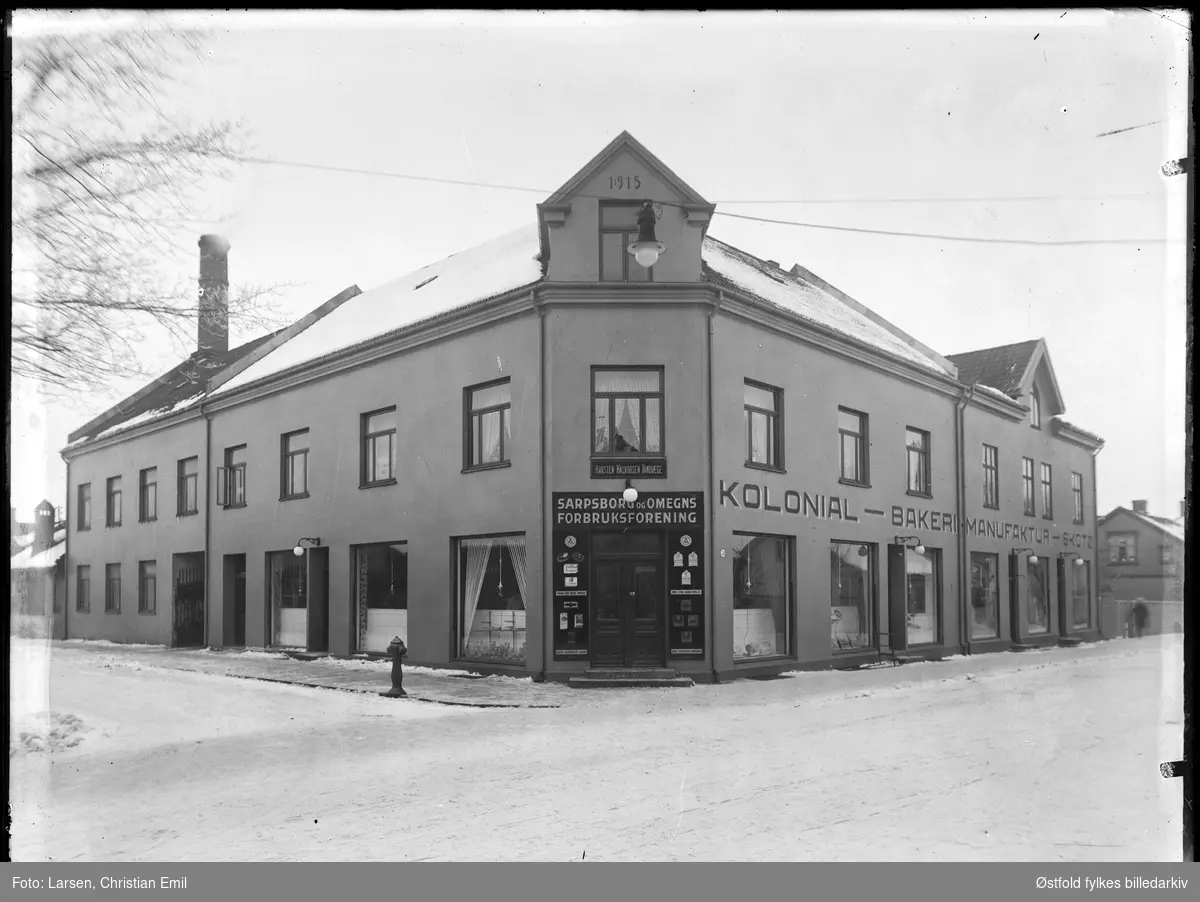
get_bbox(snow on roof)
[701,238,952,375]
[68,402,194,448]
[972,383,1024,404]
[1127,509,1186,544]
[10,529,66,570]
[214,226,543,396]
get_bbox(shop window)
[458,535,528,663]
[268,551,307,648]
[361,407,398,485]
[76,565,90,613]
[905,427,931,496]
[1026,557,1049,634]
[904,547,941,645]
[837,408,868,486]
[732,533,790,660]
[464,379,511,470]
[982,444,999,509]
[744,380,783,471]
[1107,532,1137,564]
[139,467,157,522]
[355,542,408,653]
[105,563,121,613]
[77,483,91,531]
[177,457,198,515]
[218,445,247,508]
[969,552,1000,639]
[281,429,310,499]
[1029,387,1041,428]
[592,368,663,456]
[1021,457,1035,516]
[1071,472,1084,524]
[830,541,874,652]
[106,476,122,527]
[138,560,157,614]
[1040,463,1053,519]
[1072,561,1090,630]
[599,202,652,283]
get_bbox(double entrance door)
[592,555,664,667]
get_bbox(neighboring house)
[10,500,67,639]
[61,131,1105,684]
[1098,500,1186,636]
[10,507,35,556]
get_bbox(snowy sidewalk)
[41,635,1172,711]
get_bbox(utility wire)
[235,154,1172,247]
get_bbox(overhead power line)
[235,154,1173,248]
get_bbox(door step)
[1057,636,1084,648]
[568,668,694,689]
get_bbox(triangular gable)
[1018,339,1066,416]
[543,130,709,206]
[1099,506,1185,544]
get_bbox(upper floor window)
[1021,457,1035,516]
[982,444,999,509]
[281,429,310,499]
[599,203,653,283]
[837,408,869,486]
[905,427,931,496]
[1107,532,1137,564]
[1071,472,1084,524]
[593,368,662,455]
[361,407,398,485]
[744,380,783,470]
[178,457,198,515]
[77,483,91,531]
[139,467,157,522]
[1030,388,1041,429]
[105,476,122,527]
[218,445,247,508]
[1040,462,1053,519]
[464,380,512,470]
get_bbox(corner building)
[61,132,1105,683]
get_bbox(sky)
[9,9,1191,522]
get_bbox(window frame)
[732,530,793,661]
[105,563,121,613]
[138,560,157,615]
[77,483,92,531]
[139,467,158,523]
[1071,471,1084,524]
[837,407,870,487]
[105,476,122,527]
[1106,531,1138,565]
[903,545,943,647]
[829,539,877,653]
[218,445,247,509]
[455,531,528,664]
[590,366,665,459]
[1040,462,1053,520]
[280,429,311,501]
[76,565,91,613]
[1030,387,1041,429]
[598,201,655,284]
[743,379,784,473]
[361,406,398,487]
[1021,457,1036,516]
[969,551,1001,640]
[905,426,931,497]
[982,444,999,510]
[463,378,513,472]
[177,457,199,516]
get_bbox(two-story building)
[1098,499,1186,636]
[60,132,1105,684]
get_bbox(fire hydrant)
[380,636,408,698]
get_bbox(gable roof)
[543,131,709,206]
[945,339,1040,397]
[1099,506,1186,544]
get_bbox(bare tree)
[11,12,283,398]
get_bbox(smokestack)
[1132,499,1148,515]
[32,500,54,557]
[198,234,231,354]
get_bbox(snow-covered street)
[10,635,1184,861]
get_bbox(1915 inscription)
[609,175,642,190]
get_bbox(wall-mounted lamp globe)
[292,545,304,557]
[1074,557,1085,566]
[915,545,926,556]
[622,479,639,504]
[1029,555,1039,565]
[627,201,666,269]
[293,537,322,557]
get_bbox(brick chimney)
[198,234,231,354]
[1132,499,1148,514]
[32,499,55,557]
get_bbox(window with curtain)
[732,533,789,660]
[459,535,527,663]
[1027,557,1049,634]
[465,380,511,469]
[906,427,930,496]
[744,381,782,470]
[592,368,663,455]
[970,552,1000,639]
[830,541,873,652]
